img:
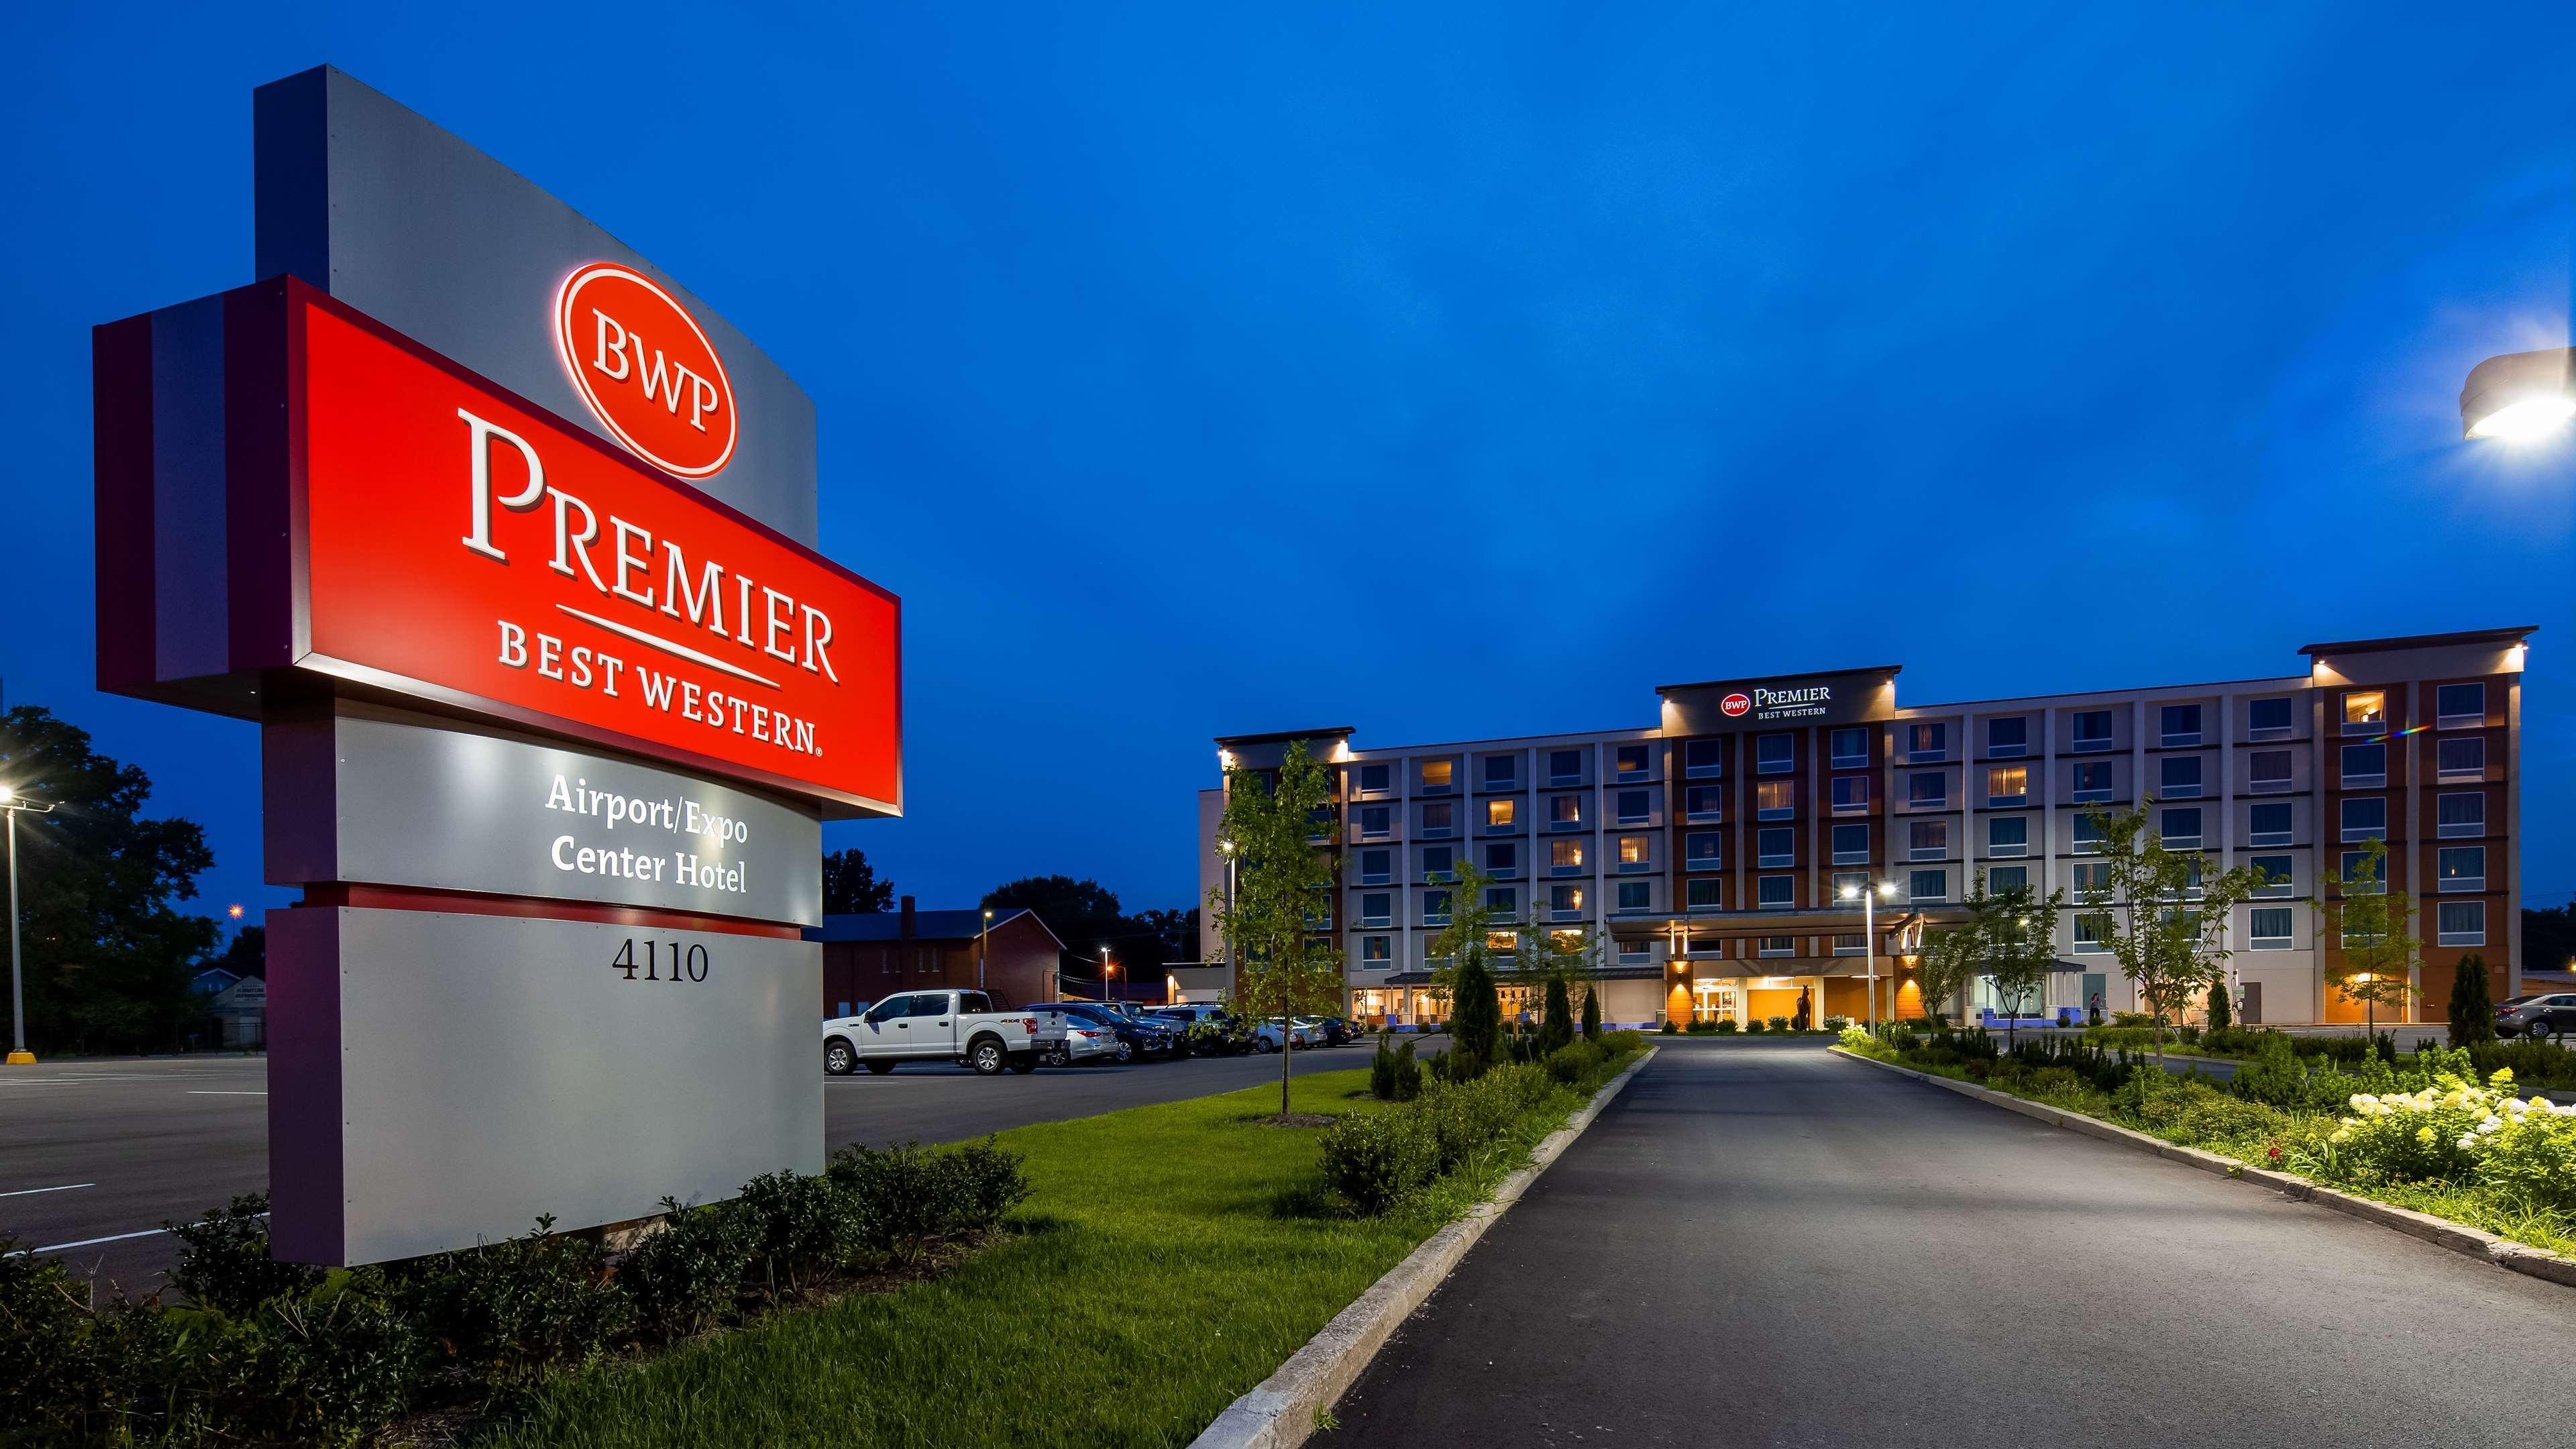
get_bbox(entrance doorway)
[1692,981,1739,1025]
[2240,981,2263,1025]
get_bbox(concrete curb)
[1187,1046,1659,1449]
[1829,1046,2576,1291]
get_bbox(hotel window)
[1615,745,1649,776]
[2341,743,2385,789]
[1550,884,1585,916]
[2439,900,2487,947]
[1987,716,2028,757]
[1549,749,1583,785]
[2072,816,2104,855]
[2160,704,2202,747]
[1487,929,1517,955]
[1758,935,1796,957]
[1485,887,1517,916]
[1758,876,1795,910]
[1617,880,1652,912]
[2438,792,2485,839]
[1830,727,1869,768]
[1907,722,1947,762]
[1421,845,1455,881]
[1358,763,1390,793]
[2339,851,2385,894]
[2341,797,2385,843]
[2437,737,2484,780]
[1617,836,1652,870]
[1756,734,1794,775]
[1358,849,1392,885]
[1421,801,1454,837]
[2249,802,2292,847]
[2248,696,2294,739]
[2159,808,2202,849]
[1619,936,1650,962]
[1687,878,1723,912]
[1358,804,1391,839]
[2180,855,2206,900]
[1833,822,1870,865]
[1756,780,1795,820]
[1550,794,1582,828]
[1686,739,1725,778]
[1754,828,1790,868]
[2159,755,2202,800]
[1833,932,1867,955]
[1908,772,1947,808]
[2073,912,2109,952]
[1485,842,1519,877]
[2071,761,2112,803]
[2249,855,2294,897]
[1550,839,1585,873]
[2072,710,2114,751]
[1487,798,1517,830]
[2250,908,2294,951]
[1688,832,1727,870]
[2249,750,2293,792]
[1987,765,2028,808]
[1362,935,1392,965]
[2436,682,2485,729]
[1483,755,1518,789]
[1421,759,1454,792]
[1831,775,1870,812]
[1358,893,1391,927]
[1685,784,1724,821]
[2072,861,2111,895]
[1422,890,1452,925]
[1908,869,1947,902]
[2342,691,2385,734]
[1987,865,2029,893]
[1831,869,1869,900]
[2438,847,2486,893]
[1988,816,2029,857]
[1909,818,1948,861]
[1616,789,1652,824]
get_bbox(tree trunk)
[1281,1009,1293,1119]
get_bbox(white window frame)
[2247,697,2294,740]
[2160,807,2202,850]
[1757,875,1795,910]
[2436,737,2485,781]
[1986,716,2029,758]
[2437,792,2485,839]
[1986,865,2030,893]
[1986,763,2029,808]
[2249,907,2294,951]
[2248,750,2293,794]
[1615,789,1652,824]
[1614,746,1649,777]
[1832,822,1870,865]
[1755,735,1794,775]
[2159,755,2203,800]
[1908,772,1947,808]
[2435,682,2485,730]
[1829,728,1869,769]
[1616,880,1653,913]
[2248,802,2293,848]
[1686,877,1723,913]
[2071,761,2112,804]
[1690,832,1729,871]
[1909,818,1949,862]
[2340,797,2387,844]
[1358,893,1392,928]
[1908,869,1947,903]
[2341,743,2387,790]
[1358,851,1392,886]
[1685,785,1723,822]
[1832,775,1870,813]
[2071,710,2114,752]
[1685,739,1725,780]
[1548,750,1584,786]
[1754,828,1791,869]
[2437,846,2485,894]
[2438,900,2486,947]
[1550,839,1585,875]
[1987,816,2029,858]
[1907,722,1947,763]
[2341,691,2386,735]
[1758,935,1796,957]
[1756,780,1795,821]
[2248,855,2294,898]
[2160,704,2202,747]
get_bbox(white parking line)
[7,1227,168,1256]
[0,1183,95,1198]
[0,1075,168,1085]
[186,1091,268,1095]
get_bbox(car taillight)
[1024,1018,1039,1032]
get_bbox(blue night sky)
[7,4,2576,934]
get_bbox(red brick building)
[818,898,1065,1015]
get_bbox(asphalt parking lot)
[1,1036,1410,1294]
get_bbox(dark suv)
[2498,994,2576,1040]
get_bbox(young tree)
[2321,839,2417,1039]
[1972,872,2066,1051]
[820,848,896,914]
[1540,977,1573,1054]
[1580,979,1602,1040]
[2078,801,2273,1061]
[1449,955,1501,1075]
[1516,914,1595,1055]
[1207,741,1345,1119]
[2206,979,2232,1031]
[1911,922,1980,1028]
[1425,859,1503,1027]
[2449,951,2496,1046]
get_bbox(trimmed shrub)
[1660,1020,1678,1034]
[1600,1029,1644,1057]
[620,1197,755,1340]
[1450,957,1501,1073]
[1580,984,1602,1041]
[167,1192,324,1313]
[1371,1032,1424,1101]
[1766,1016,1792,1033]
[398,1216,632,1395]
[1540,977,1574,1055]
[1546,1038,1606,1085]
[2450,953,2497,1046]
[2207,981,2232,1031]
[1,1238,103,1436]
[1318,1111,1438,1213]
[1686,1020,1719,1034]
[1713,1018,1739,1034]
[1743,1020,1766,1034]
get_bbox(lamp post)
[978,909,993,992]
[1839,879,1900,1030]
[2459,347,2576,441]
[1099,946,1114,1002]
[4,788,58,1067]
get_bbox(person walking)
[2087,991,2104,1027]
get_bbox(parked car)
[2498,994,2576,1040]
[1032,1008,1120,1068]
[823,989,1041,1075]
[1297,1016,1358,1046]
[1249,1018,1317,1053]
[1153,1006,1252,1056]
[1032,1002,1175,1063]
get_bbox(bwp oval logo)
[554,263,738,479]
[1721,692,1752,717]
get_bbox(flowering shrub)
[2319,1064,2576,1209]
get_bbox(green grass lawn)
[475,1067,1565,1448]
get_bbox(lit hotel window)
[1552,839,1585,871]
[1487,930,1516,955]
[1487,798,1516,828]
[1421,759,1454,792]
[1757,780,1794,819]
[1551,885,1584,916]
[1986,765,2027,806]
[1552,795,1582,826]
[2343,691,2385,734]
[1618,836,1650,869]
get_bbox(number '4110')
[612,939,710,982]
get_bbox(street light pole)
[979,909,992,993]
[1099,946,1113,1002]
[5,788,58,1067]
[1841,879,1899,1031]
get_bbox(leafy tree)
[207,924,265,980]
[820,848,896,914]
[1424,858,1503,1022]
[1911,922,1980,1028]
[2078,801,2274,1060]
[1207,742,1344,1118]
[2449,951,2496,1046]
[2321,839,2416,1038]
[983,873,1136,991]
[2207,978,2232,1031]
[1130,906,1201,966]
[1515,912,1597,1053]
[0,705,219,1054]
[1969,871,2066,1049]
[1448,956,1500,1077]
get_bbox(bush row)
[1328,1033,1644,1213]
[1,1139,1029,1446]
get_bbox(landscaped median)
[3,1032,1646,1448]
[1831,1024,2576,1279]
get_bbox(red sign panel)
[285,295,898,812]
[1721,693,1751,717]
[554,263,739,479]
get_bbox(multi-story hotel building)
[1198,628,2531,1030]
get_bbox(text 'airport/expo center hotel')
[1197,628,2531,1029]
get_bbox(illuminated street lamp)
[1100,946,1115,1001]
[1838,878,1902,1032]
[3,787,59,1066]
[978,908,993,991]
[2460,346,2576,441]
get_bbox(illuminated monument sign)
[93,68,898,1264]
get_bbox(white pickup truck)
[822,989,1042,1076]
